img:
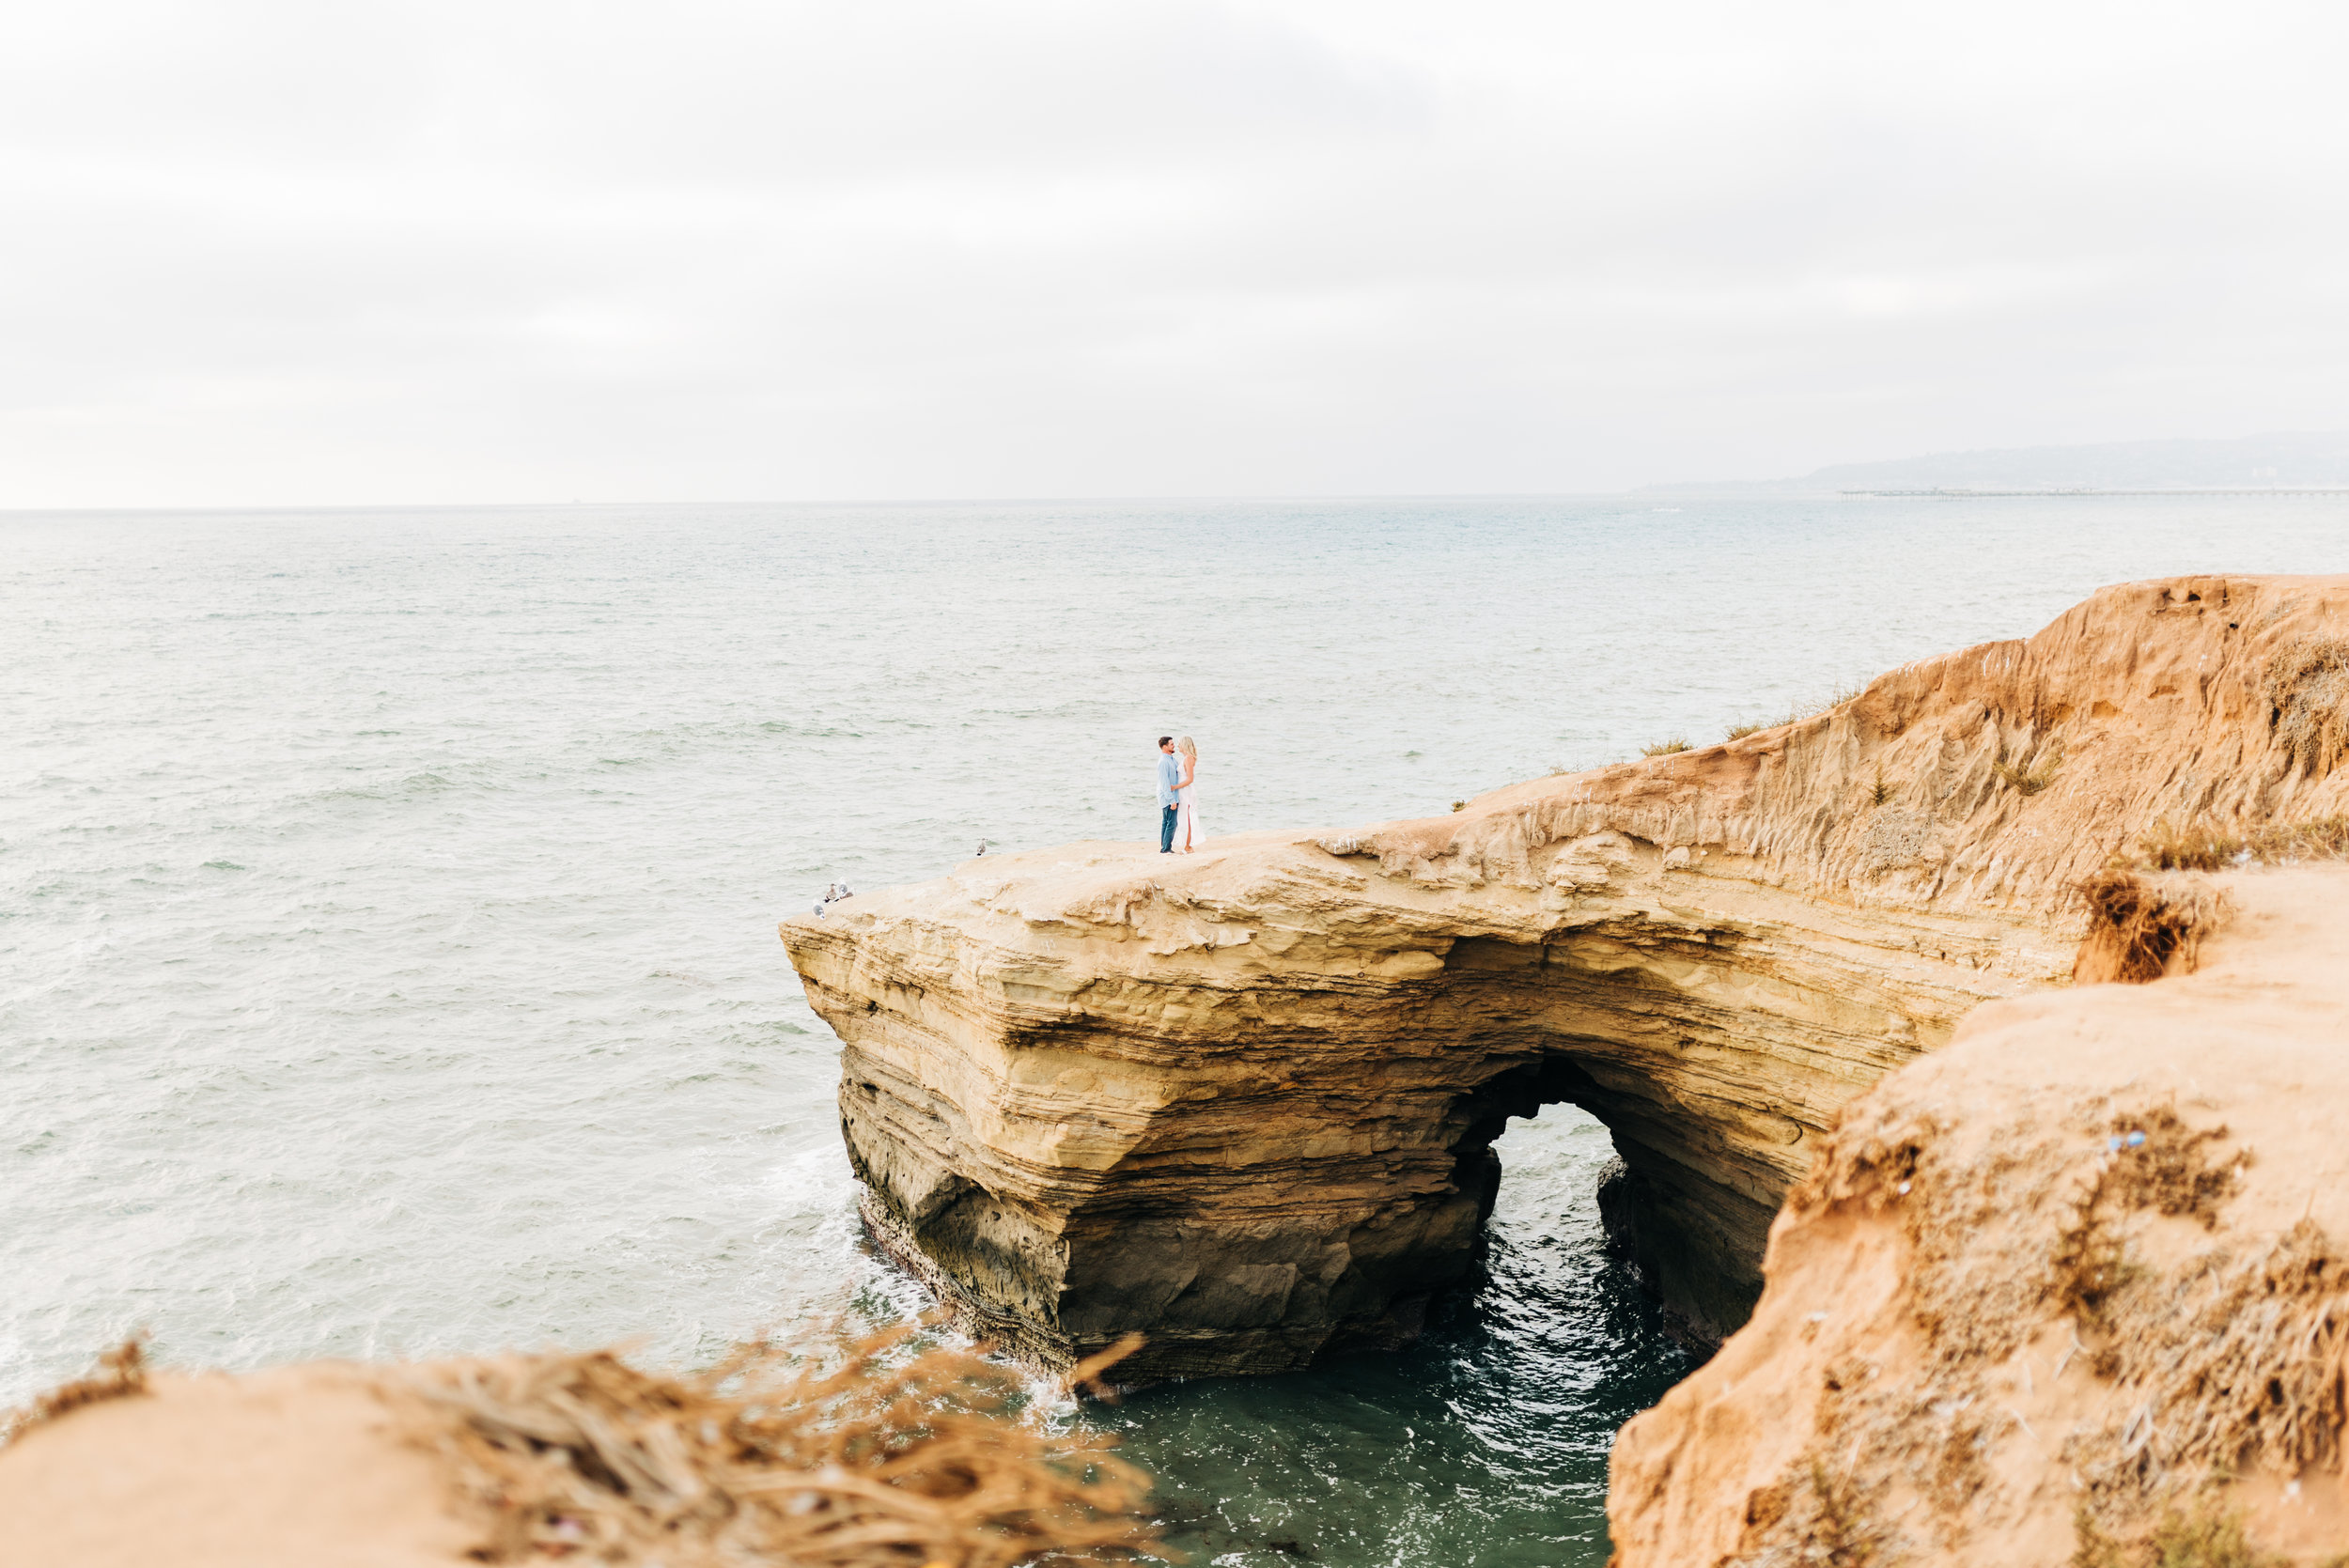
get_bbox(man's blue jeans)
[1160,805,1179,851]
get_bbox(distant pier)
[1842,486,2349,498]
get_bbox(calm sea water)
[5,497,2342,1564]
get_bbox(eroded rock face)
[781,575,2349,1381]
[1606,865,2349,1566]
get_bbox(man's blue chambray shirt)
[1157,751,1182,807]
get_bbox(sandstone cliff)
[781,575,2349,1382]
[1607,863,2349,1565]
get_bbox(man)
[1155,736,1181,852]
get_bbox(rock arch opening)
[1453,1052,1776,1352]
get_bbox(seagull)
[811,898,827,918]
[975,840,990,857]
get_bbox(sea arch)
[782,578,2330,1381]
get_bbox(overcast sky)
[6,0,2346,505]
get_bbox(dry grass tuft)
[1450,800,1466,813]
[1803,1454,1882,1566]
[2074,871,2228,985]
[2075,1493,2303,1568]
[2261,634,2349,777]
[1723,681,1869,744]
[411,1327,1158,1568]
[1641,737,1691,757]
[2129,815,2349,873]
[2133,819,2251,873]
[1992,740,2064,797]
[0,1335,149,1447]
[2140,1498,2295,1568]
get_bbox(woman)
[1174,736,1206,851]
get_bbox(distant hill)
[1643,431,2349,495]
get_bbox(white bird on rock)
[975,840,990,857]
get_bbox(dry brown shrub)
[2074,872,2227,985]
[0,1335,149,1447]
[2132,815,2349,872]
[411,1327,1158,1568]
[2261,635,2349,777]
[1641,737,1691,757]
[2099,1108,2243,1225]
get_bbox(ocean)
[4,496,2341,1564]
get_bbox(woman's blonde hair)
[1176,736,1197,757]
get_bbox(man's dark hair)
[1158,736,1173,747]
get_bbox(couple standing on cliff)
[1154,736,1206,853]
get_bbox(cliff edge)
[1608,863,2349,1565]
[781,575,2349,1381]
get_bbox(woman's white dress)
[1177,768,1205,849]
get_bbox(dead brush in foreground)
[2074,871,2229,984]
[408,1327,1157,1568]
[0,1335,149,1446]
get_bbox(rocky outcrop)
[1606,864,2349,1566]
[780,575,2349,1382]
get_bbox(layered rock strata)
[1607,863,2349,1565]
[781,575,2349,1381]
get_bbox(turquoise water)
[4,497,2342,1564]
